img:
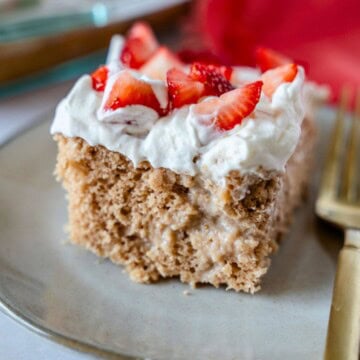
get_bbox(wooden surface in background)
[0,2,189,84]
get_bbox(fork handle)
[324,229,360,360]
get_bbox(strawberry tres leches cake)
[51,22,326,293]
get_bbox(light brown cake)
[51,23,327,293]
[54,116,315,293]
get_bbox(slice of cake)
[51,22,327,293]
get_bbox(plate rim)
[0,295,134,360]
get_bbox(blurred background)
[0,0,359,100]
[0,2,358,358]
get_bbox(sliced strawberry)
[205,63,233,81]
[167,68,205,109]
[189,62,234,96]
[176,49,233,80]
[261,64,298,97]
[120,22,158,69]
[104,70,162,114]
[140,46,183,81]
[193,81,263,131]
[255,47,292,73]
[91,66,108,91]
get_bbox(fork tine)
[320,86,350,199]
[343,89,360,201]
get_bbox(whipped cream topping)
[51,36,326,184]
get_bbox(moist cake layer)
[54,115,315,293]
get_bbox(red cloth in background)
[186,0,360,100]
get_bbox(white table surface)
[0,81,99,360]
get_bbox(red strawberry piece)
[204,63,233,81]
[255,47,292,73]
[193,81,263,131]
[140,46,183,81]
[167,68,205,109]
[104,70,162,114]
[189,62,234,96]
[261,64,298,98]
[91,66,108,91]
[120,22,158,69]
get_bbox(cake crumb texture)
[54,117,315,293]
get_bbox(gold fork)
[316,87,360,360]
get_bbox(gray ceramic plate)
[0,108,342,359]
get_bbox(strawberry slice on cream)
[193,81,263,131]
[120,22,158,69]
